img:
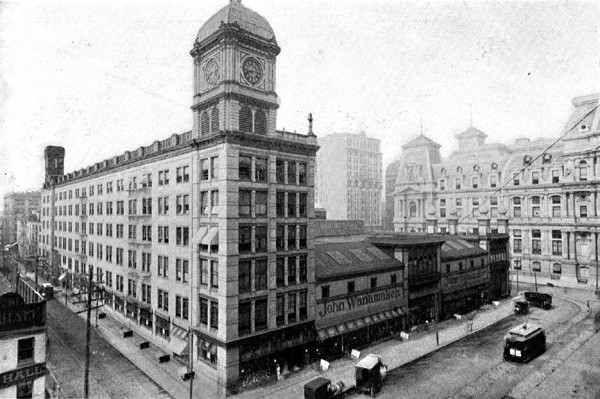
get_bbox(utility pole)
[84,269,93,399]
[534,271,538,293]
[516,267,519,295]
[189,326,194,399]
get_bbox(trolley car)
[503,323,546,363]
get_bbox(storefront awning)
[317,329,329,340]
[193,226,208,245]
[154,309,170,322]
[171,323,189,341]
[202,227,219,246]
[169,337,189,356]
[345,320,358,331]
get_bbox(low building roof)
[316,238,403,281]
[441,235,487,260]
[368,233,446,247]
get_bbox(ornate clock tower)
[191,0,281,139]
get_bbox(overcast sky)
[0,0,598,205]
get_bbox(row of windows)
[52,225,190,246]
[321,273,398,298]
[513,229,562,255]
[51,165,194,202]
[238,155,308,185]
[513,259,563,275]
[239,290,308,335]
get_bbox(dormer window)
[456,166,463,174]
[542,154,552,164]
[523,155,532,165]
[473,164,480,172]
[491,162,498,170]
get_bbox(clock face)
[204,58,220,86]
[242,57,263,85]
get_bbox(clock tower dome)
[191,0,281,139]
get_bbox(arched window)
[211,107,219,133]
[513,259,522,270]
[409,201,417,217]
[254,110,267,135]
[408,169,415,181]
[201,110,210,136]
[552,263,561,275]
[532,261,541,272]
[239,107,252,132]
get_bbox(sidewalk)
[235,299,514,399]
[36,268,513,399]
[52,288,226,399]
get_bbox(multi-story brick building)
[39,0,318,392]
[315,132,383,227]
[391,93,600,291]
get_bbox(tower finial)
[308,113,315,136]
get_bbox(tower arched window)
[211,107,219,133]
[409,201,417,217]
[239,107,253,133]
[255,110,267,135]
[201,110,210,136]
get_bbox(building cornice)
[192,91,278,111]
[191,130,319,157]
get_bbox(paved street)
[361,283,600,399]
[0,275,172,399]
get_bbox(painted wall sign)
[441,268,489,293]
[0,363,46,389]
[0,293,46,333]
[318,288,403,318]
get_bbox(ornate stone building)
[392,93,600,290]
[39,0,318,392]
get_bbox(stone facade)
[391,93,600,290]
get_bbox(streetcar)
[503,323,546,363]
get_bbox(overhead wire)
[457,104,600,225]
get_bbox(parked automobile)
[355,354,387,397]
[524,292,552,310]
[513,299,530,315]
[304,377,346,399]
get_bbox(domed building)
[391,93,600,292]
[39,0,318,395]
